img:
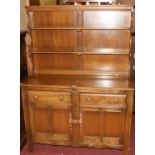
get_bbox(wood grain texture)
[32,30,77,51]
[83,10,131,28]
[33,54,79,70]
[83,30,130,50]
[30,11,77,28]
[83,55,129,72]
[80,93,127,105]
[26,5,133,11]
[21,87,33,152]
[21,75,134,90]
[26,6,132,78]
[28,90,72,144]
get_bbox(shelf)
[31,48,130,55]
[21,74,134,90]
[31,27,131,30]
[26,5,133,12]
[34,69,129,77]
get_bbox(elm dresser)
[21,5,134,155]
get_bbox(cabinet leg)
[26,131,33,152]
[123,147,129,155]
[27,141,33,152]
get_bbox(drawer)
[80,93,127,106]
[28,91,71,105]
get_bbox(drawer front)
[28,91,71,106]
[80,93,127,106]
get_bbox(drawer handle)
[77,52,82,56]
[87,98,91,102]
[59,96,64,101]
[106,109,122,113]
[114,99,119,103]
[34,95,38,99]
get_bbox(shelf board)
[31,48,130,55]
[34,69,129,77]
[31,27,130,30]
[26,5,133,12]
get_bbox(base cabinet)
[22,87,133,154]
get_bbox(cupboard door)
[28,91,72,145]
[79,93,127,148]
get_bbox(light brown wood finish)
[21,75,134,89]
[29,0,40,5]
[21,76,134,153]
[21,5,134,155]
[21,88,33,151]
[26,5,133,78]
[28,90,72,145]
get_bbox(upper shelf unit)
[25,5,133,78]
[28,7,132,29]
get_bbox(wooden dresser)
[21,5,134,155]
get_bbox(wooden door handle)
[114,99,119,103]
[87,98,91,102]
[34,95,38,99]
[59,96,64,101]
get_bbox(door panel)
[52,109,70,134]
[104,112,125,137]
[82,111,100,136]
[33,108,49,133]
[28,91,72,144]
[79,93,127,147]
